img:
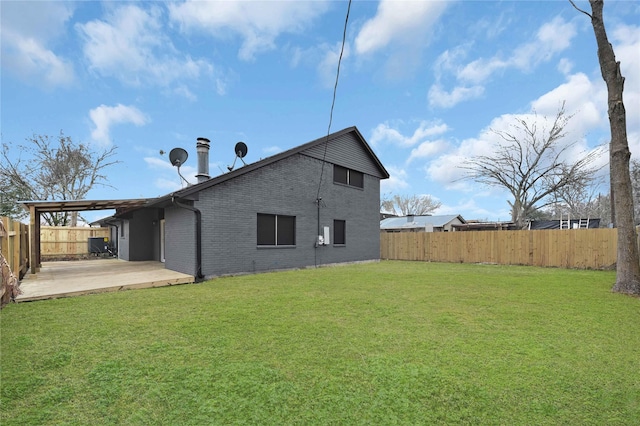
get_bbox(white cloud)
[612,24,640,137]
[173,85,197,101]
[432,44,470,81]
[557,58,574,75]
[0,1,75,88]
[425,123,515,191]
[458,16,576,85]
[430,16,577,109]
[370,121,449,148]
[284,40,351,88]
[317,41,351,88]
[381,166,409,193]
[354,0,448,55]
[155,177,184,192]
[89,104,149,147]
[457,57,507,85]
[531,72,604,131]
[428,84,484,109]
[168,0,330,61]
[77,4,215,88]
[144,156,176,171]
[408,139,449,164]
[145,156,198,191]
[426,151,476,191]
[425,103,608,194]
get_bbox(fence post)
[0,217,8,260]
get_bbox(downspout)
[171,196,204,281]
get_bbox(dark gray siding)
[301,132,385,178]
[164,205,197,275]
[194,153,380,278]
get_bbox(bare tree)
[571,0,640,295]
[1,132,119,226]
[381,194,442,216]
[549,174,606,219]
[0,174,29,220]
[460,104,603,228]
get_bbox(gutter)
[171,196,204,281]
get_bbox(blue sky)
[2,0,639,223]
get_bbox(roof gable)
[171,126,388,200]
[301,127,388,178]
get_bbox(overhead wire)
[315,0,352,202]
[314,0,352,267]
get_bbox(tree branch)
[568,0,592,19]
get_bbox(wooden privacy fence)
[40,226,110,259]
[1,217,29,278]
[1,217,29,307]
[380,229,625,269]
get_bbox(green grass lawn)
[1,261,638,425]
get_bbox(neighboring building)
[452,220,515,231]
[380,214,465,233]
[451,218,602,231]
[99,126,389,279]
[528,218,601,230]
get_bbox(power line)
[314,0,352,268]
[315,0,352,202]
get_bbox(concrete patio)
[16,259,195,302]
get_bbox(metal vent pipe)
[196,137,210,183]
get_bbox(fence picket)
[380,229,624,269]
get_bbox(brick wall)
[188,153,381,278]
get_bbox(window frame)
[333,165,364,189]
[333,219,346,246]
[257,213,296,247]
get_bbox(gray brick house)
[112,126,389,279]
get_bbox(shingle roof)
[148,125,388,207]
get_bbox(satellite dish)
[235,142,248,158]
[169,147,190,187]
[227,141,249,171]
[169,148,188,167]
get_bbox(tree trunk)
[588,0,640,294]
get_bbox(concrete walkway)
[17,259,195,302]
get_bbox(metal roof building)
[380,214,466,232]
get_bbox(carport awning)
[20,198,151,274]
[20,198,149,213]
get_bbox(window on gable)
[349,170,364,188]
[333,219,346,245]
[333,165,364,188]
[257,213,296,246]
